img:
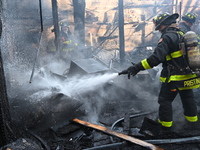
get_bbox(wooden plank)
[72,118,164,150]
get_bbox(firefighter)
[119,12,199,128]
[59,21,78,58]
[178,12,197,33]
[178,12,200,45]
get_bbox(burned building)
[1,0,200,150]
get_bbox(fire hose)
[82,135,200,150]
[145,136,200,144]
[111,111,152,131]
[110,111,153,143]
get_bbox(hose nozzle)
[118,70,128,75]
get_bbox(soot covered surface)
[4,64,200,150]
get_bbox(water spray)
[60,72,118,97]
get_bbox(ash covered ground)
[1,55,200,150]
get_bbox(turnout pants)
[158,82,197,123]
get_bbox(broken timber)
[72,118,164,150]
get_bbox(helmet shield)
[153,13,179,30]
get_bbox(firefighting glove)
[118,63,141,79]
[127,65,140,79]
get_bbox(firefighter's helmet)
[59,21,68,27]
[153,13,179,30]
[59,21,69,33]
[182,12,197,24]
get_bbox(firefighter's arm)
[118,36,167,78]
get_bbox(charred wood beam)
[51,0,60,52]
[73,118,164,150]
[39,0,43,32]
[179,2,182,22]
[124,4,177,9]
[123,112,131,135]
[112,4,178,10]
[72,0,86,49]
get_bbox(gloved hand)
[127,65,140,79]
[118,69,132,79]
[127,65,140,75]
[118,65,140,79]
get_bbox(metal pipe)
[29,0,44,83]
[29,33,43,83]
[110,111,200,146]
[146,136,200,144]
[179,2,182,22]
[118,0,125,65]
[111,111,152,130]
[82,142,126,150]
[84,136,200,149]
[110,111,153,143]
